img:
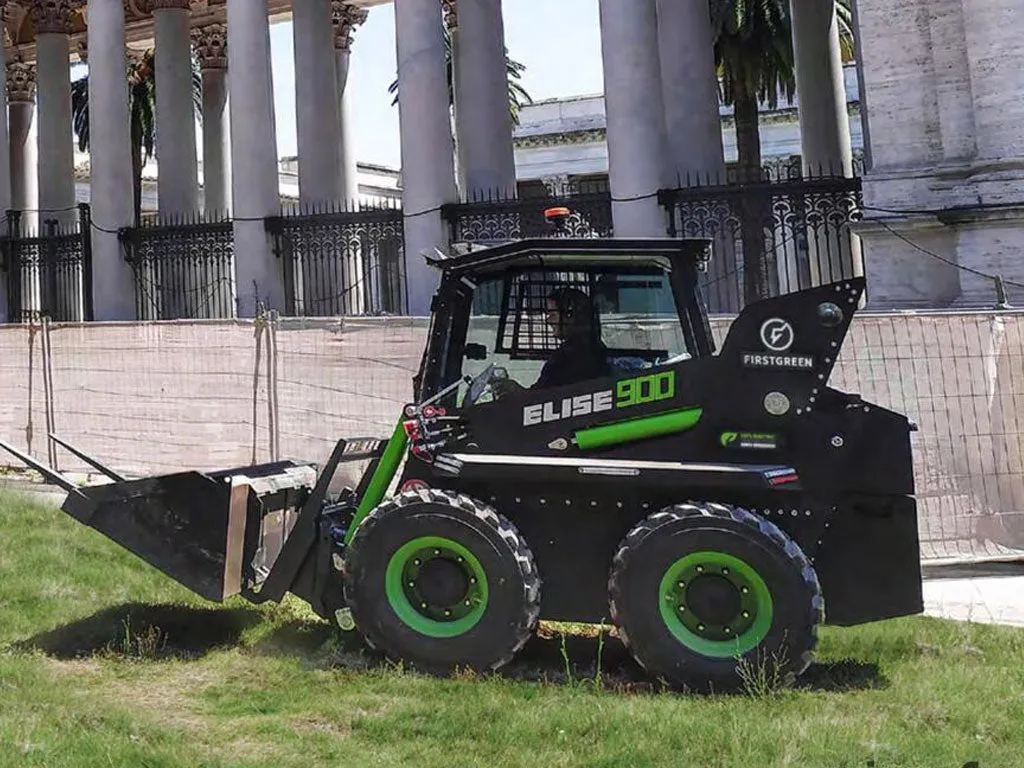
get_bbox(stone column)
[450,0,517,198]
[294,0,342,207]
[789,0,854,176]
[598,0,670,237]
[655,0,725,184]
[86,0,135,320]
[192,23,231,214]
[332,1,367,204]
[961,0,1023,166]
[6,57,37,231]
[953,0,1024,304]
[227,0,284,316]
[788,0,861,293]
[0,19,10,322]
[394,0,458,316]
[332,2,368,314]
[32,1,78,229]
[153,0,199,216]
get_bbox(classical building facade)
[511,62,866,190]
[0,0,1020,321]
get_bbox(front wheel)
[608,503,823,693]
[342,488,541,675]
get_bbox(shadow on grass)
[11,602,264,661]
[254,619,887,695]
[12,604,888,694]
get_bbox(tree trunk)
[732,76,770,304]
[130,122,143,225]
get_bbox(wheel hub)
[384,537,489,638]
[415,557,470,608]
[685,574,741,626]
[658,551,774,657]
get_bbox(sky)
[266,0,605,169]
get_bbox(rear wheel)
[343,488,541,674]
[609,502,823,692]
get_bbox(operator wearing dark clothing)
[493,286,611,397]
[532,287,611,389]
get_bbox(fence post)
[43,218,59,321]
[5,210,21,321]
[78,203,94,321]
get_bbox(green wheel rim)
[658,551,773,658]
[385,536,489,638]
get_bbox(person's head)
[545,286,597,341]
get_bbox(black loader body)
[1,236,923,692]
[396,239,921,632]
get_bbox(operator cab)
[415,238,716,407]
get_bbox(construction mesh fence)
[0,309,1021,565]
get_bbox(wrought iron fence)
[1,205,93,323]
[442,180,614,244]
[266,202,407,317]
[118,212,235,321]
[659,168,864,315]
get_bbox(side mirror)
[465,342,488,361]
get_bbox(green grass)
[1,489,1022,767]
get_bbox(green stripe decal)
[574,407,703,451]
[344,419,409,545]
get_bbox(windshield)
[459,265,691,405]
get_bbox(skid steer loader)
[0,235,923,692]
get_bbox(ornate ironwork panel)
[2,205,93,323]
[119,213,236,321]
[659,173,864,315]
[442,182,614,244]
[266,204,406,316]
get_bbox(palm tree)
[710,0,854,179]
[709,0,854,302]
[387,25,533,126]
[71,49,203,224]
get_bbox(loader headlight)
[817,302,843,327]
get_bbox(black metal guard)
[2,205,94,323]
[441,179,614,244]
[118,210,236,321]
[658,168,864,314]
[265,201,407,317]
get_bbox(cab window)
[459,266,692,405]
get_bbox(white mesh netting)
[1,309,1022,563]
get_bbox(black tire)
[342,488,541,675]
[608,502,823,693]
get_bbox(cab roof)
[425,238,712,279]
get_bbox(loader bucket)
[0,437,317,604]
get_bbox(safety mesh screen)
[1,311,1024,565]
[495,269,594,359]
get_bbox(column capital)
[191,22,226,70]
[30,0,84,35]
[331,1,369,52]
[6,54,36,104]
[442,0,456,29]
[126,46,153,84]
